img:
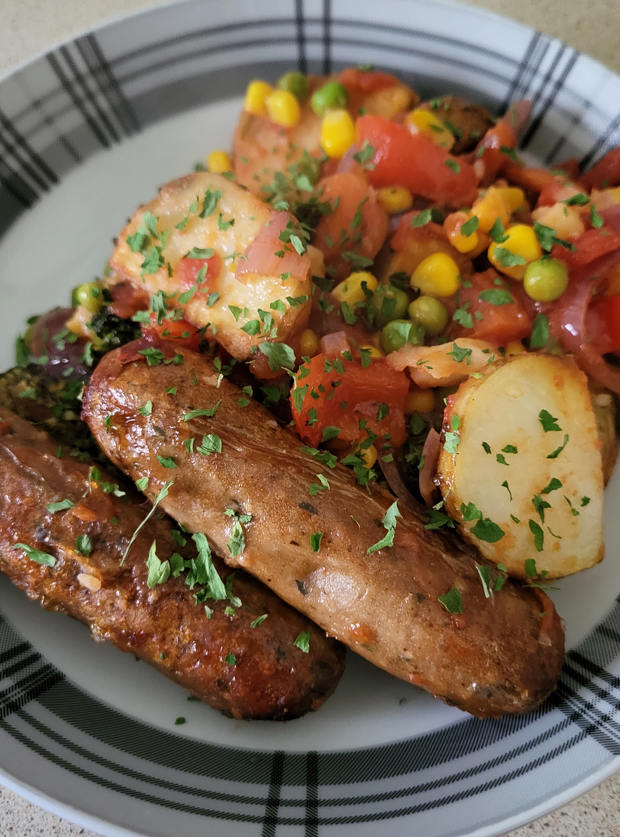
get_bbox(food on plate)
[0,405,344,720]
[11,63,620,718]
[82,342,564,718]
[437,354,604,579]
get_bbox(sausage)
[83,341,565,718]
[0,408,344,720]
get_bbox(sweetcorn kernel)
[405,108,454,150]
[332,271,378,305]
[299,328,320,357]
[410,252,461,297]
[359,344,384,358]
[320,109,356,158]
[244,80,273,116]
[377,186,414,214]
[265,89,301,127]
[358,443,378,469]
[487,223,542,280]
[207,150,232,174]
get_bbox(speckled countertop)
[1,1,619,835]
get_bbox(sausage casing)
[0,408,344,720]
[83,343,565,718]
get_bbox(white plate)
[0,1,618,835]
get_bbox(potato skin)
[0,409,344,720]
[83,341,565,718]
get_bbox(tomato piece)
[537,176,583,207]
[473,116,518,184]
[339,68,399,94]
[355,115,478,206]
[582,148,620,190]
[290,353,409,448]
[502,160,556,193]
[312,171,388,280]
[143,315,202,351]
[450,270,532,344]
[588,293,620,353]
[551,227,620,269]
[177,253,222,292]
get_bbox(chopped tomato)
[143,314,202,351]
[502,161,556,193]
[339,68,400,94]
[551,227,620,269]
[582,148,620,190]
[450,270,532,344]
[589,293,620,353]
[312,171,388,280]
[177,252,222,292]
[355,115,478,206]
[537,176,583,207]
[473,115,518,184]
[290,353,409,448]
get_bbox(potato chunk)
[110,172,311,363]
[437,354,604,579]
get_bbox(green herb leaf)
[294,629,311,653]
[258,341,296,372]
[438,587,462,614]
[197,434,222,456]
[120,480,174,565]
[250,614,268,629]
[13,543,56,567]
[529,312,549,349]
[156,455,177,469]
[492,248,526,268]
[181,402,222,421]
[539,409,561,432]
[310,531,323,552]
[46,499,75,514]
[471,517,505,543]
[529,519,544,551]
[75,533,92,556]
[367,500,401,553]
[547,433,569,459]
[146,540,170,588]
[478,288,514,305]
[138,400,153,417]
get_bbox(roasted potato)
[110,172,312,363]
[437,354,604,579]
[418,95,494,153]
[590,386,618,484]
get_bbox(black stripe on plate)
[60,44,120,144]
[0,651,42,682]
[73,38,129,142]
[295,0,307,75]
[305,751,319,837]
[0,168,35,208]
[543,99,592,165]
[1,706,588,824]
[14,702,573,809]
[0,665,64,722]
[596,625,620,646]
[500,31,542,110]
[566,652,620,707]
[0,106,58,191]
[562,667,620,729]
[521,47,579,149]
[0,641,31,668]
[322,0,332,75]
[580,110,620,169]
[262,750,285,837]
[84,33,141,134]
[46,51,111,148]
[552,684,620,755]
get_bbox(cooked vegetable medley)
[18,65,620,587]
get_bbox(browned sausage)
[0,408,344,720]
[83,341,565,718]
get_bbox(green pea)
[408,295,449,336]
[370,284,410,327]
[380,319,425,354]
[72,282,103,313]
[277,71,309,102]
[311,81,348,116]
[523,258,568,302]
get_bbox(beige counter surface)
[0,1,619,835]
